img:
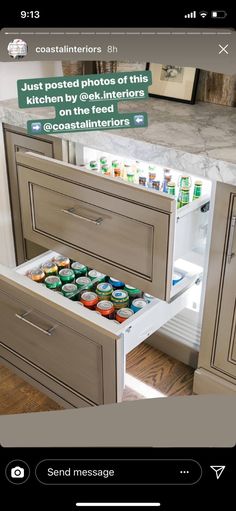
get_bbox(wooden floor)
[0,343,194,415]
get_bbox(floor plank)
[0,343,194,414]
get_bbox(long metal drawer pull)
[61,207,103,225]
[227,215,236,263]
[15,311,55,336]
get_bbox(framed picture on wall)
[146,63,199,104]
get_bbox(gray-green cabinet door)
[4,126,66,264]
[213,194,236,378]
[0,268,122,407]
[16,151,176,301]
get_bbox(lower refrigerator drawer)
[0,250,197,406]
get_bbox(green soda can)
[75,276,93,291]
[111,290,129,310]
[181,187,190,206]
[167,181,176,196]
[59,268,75,284]
[96,282,113,301]
[100,156,108,166]
[88,270,106,284]
[112,160,119,168]
[89,160,99,171]
[193,180,203,200]
[71,262,88,277]
[62,283,78,300]
[127,172,135,183]
[45,276,62,291]
[101,164,110,175]
[124,284,142,304]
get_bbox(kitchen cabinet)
[0,149,212,407]
[194,183,236,394]
[3,124,68,264]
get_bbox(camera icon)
[11,466,25,478]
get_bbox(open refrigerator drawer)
[0,250,197,407]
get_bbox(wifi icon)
[200,11,208,18]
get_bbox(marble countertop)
[1,97,236,185]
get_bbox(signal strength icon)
[200,11,208,18]
[184,11,196,18]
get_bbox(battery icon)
[211,10,227,18]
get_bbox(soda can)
[108,277,125,290]
[131,298,147,313]
[41,261,58,276]
[59,268,75,284]
[127,172,135,183]
[101,164,110,175]
[45,275,62,291]
[139,176,147,187]
[88,270,106,284]
[124,284,142,303]
[76,276,93,291]
[143,292,155,303]
[152,180,161,191]
[28,269,45,283]
[96,282,113,301]
[100,156,108,166]
[62,283,78,299]
[116,308,134,323]
[114,168,121,178]
[111,290,129,310]
[112,160,119,168]
[71,262,88,277]
[80,291,99,310]
[89,160,98,170]
[53,255,70,271]
[96,300,115,319]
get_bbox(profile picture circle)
[7,39,28,60]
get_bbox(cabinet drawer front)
[0,288,103,404]
[16,152,176,300]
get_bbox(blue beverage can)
[108,277,125,289]
[131,298,147,313]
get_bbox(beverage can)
[111,290,129,310]
[167,181,176,196]
[62,283,78,299]
[108,277,125,289]
[143,292,155,303]
[53,255,70,271]
[131,298,147,313]
[124,284,142,302]
[28,269,45,283]
[152,180,161,191]
[76,276,93,291]
[89,160,99,170]
[116,308,134,323]
[44,275,62,291]
[139,176,147,187]
[80,291,99,310]
[96,300,115,319]
[71,262,88,277]
[172,272,183,285]
[59,268,75,284]
[96,282,113,301]
[88,270,106,284]
[41,261,58,276]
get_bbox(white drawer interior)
[15,250,195,352]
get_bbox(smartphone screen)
[0,6,235,509]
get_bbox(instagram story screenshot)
[0,6,235,510]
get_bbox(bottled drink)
[193,180,203,200]
[180,187,190,206]
[167,181,176,196]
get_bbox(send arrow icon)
[210,466,226,479]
